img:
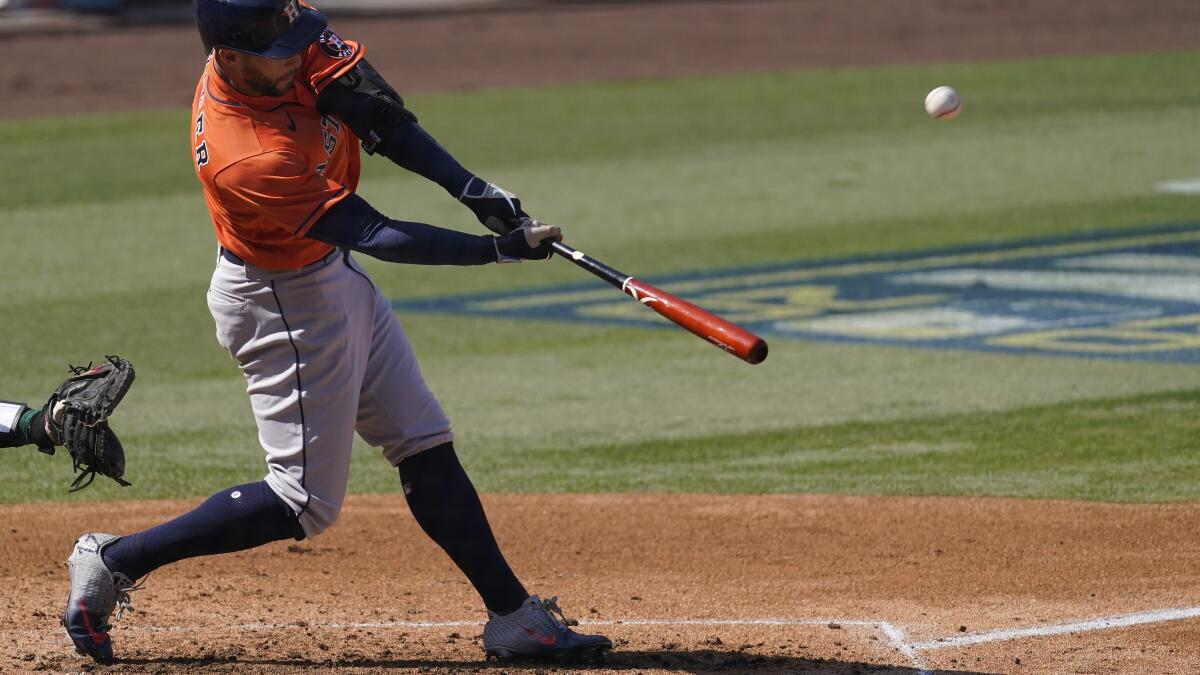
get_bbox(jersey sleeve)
[214,150,351,236]
[301,25,365,97]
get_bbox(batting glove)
[459,176,529,235]
[494,221,561,263]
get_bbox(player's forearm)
[375,120,473,196]
[308,193,495,266]
[0,400,55,452]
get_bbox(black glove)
[42,355,135,491]
[459,176,528,235]
[494,221,562,262]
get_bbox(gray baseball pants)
[207,249,453,537]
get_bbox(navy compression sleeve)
[308,193,496,265]
[379,120,474,196]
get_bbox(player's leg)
[349,260,524,611]
[99,481,304,576]
[101,257,372,568]
[65,484,307,663]
[397,443,528,612]
[350,256,610,658]
[396,445,610,659]
[65,254,371,662]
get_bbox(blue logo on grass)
[393,223,1200,363]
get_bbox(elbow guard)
[316,59,417,155]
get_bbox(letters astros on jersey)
[191,29,365,270]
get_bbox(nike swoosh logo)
[521,626,558,646]
[78,598,108,643]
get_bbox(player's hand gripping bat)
[550,241,768,364]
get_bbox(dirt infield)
[3,0,1200,118]
[3,494,1200,673]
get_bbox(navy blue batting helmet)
[195,0,327,59]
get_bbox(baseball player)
[62,0,610,663]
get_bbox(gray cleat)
[483,595,612,660]
[63,533,136,663]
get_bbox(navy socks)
[102,481,303,581]
[399,443,528,615]
[99,446,525,615]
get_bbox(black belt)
[219,248,245,266]
[220,247,342,270]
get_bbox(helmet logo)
[282,0,300,24]
[318,29,353,59]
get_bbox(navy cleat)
[483,595,612,660]
[63,533,136,663]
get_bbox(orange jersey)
[191,28,365,270]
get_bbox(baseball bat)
[550,241,768,365]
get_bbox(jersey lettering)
[315,162,328,176]
[195,141,209,167]
[320,116,340,156]
[195,112,205,137]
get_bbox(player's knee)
[299,503,342,537]
[397,441,455,477]
[398,442,469,501]
[264,471,345,537]
[385,435,455,469]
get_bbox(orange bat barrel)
[550,241,768,364]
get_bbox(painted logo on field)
[393,223,1200,363]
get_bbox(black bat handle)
[551,241,630,290]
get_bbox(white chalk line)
[877,621,930,675]
[910,605,1200,651]
[88,605,1200,675]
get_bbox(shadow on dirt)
[116,649,998,674]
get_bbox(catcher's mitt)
[42,355,135,492]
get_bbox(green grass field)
[2,51,1199,503]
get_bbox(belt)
[218,247,341,272]
[219,247,245,266]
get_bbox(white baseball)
[924,85,961,120]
